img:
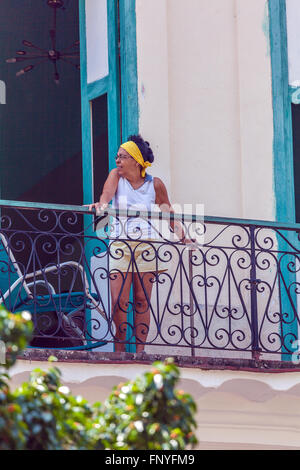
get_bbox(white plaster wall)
[235,0,274,221]
[85,0,109,83]
[167,0,242,217]
[135,0,171,194]
[10,360,300,449]
[136,0,274,221]
[286,0,300,86]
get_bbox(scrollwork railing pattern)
[0,201,299,358]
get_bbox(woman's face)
[116,147,137,177]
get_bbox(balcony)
[1,199,300,370]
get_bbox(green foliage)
[0,365,104,450]
[0,306,198,450]
[0,306,33,369]
[96,358,198,450]
[6,366,104,450]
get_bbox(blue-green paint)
[269,0,295,223]
[79,0,139,352]
[79,0,100,348]
[6,197,300,229]
[79,0,121,202]
[268,0,298,360]
[87,75,109,101]
[79,0,121,176]
[79,0,93,208]
[79,0,138,200]
[107,0,121,170]
[119,0,139,140]
[2,197,300,356]
[118,0,139,352]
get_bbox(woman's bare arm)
[154,177,187,242]
[89,168,120,212]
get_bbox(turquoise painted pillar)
[119,0,139,141]
[269,0,298,360]
[79,0,121,348]
[79,0,138,351]
[119,0,139,352]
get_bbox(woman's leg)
[133,271,154,353]
[110,271,132,352]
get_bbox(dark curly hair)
[127,134,154,164]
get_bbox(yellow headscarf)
[120,141,152,177]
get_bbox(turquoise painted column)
[269,0,295,222]
[79,0,138,351]
[79,0,121,347]
[119,0,139,352]
[79,0,92,208]
[119,0,139,140]
[80,0,121,201]
[79,0,94,347]
[269,0,298,360]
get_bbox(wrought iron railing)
[1,199,300,361]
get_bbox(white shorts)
[108,239,168,274]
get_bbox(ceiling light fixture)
[6,0,80,85]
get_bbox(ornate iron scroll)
[0,202,299,359]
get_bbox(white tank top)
[111,174,157,239]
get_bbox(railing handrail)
[0,198,299,358]
[1,198,300,232]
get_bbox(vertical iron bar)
[189,249,195,357]
[249,225,260,359]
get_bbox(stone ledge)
[17,348,300,373]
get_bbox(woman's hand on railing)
[181,237,199,250]
[87,202,108,215]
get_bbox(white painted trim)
[10,359,300,391]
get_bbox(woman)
[89,135,190,353]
